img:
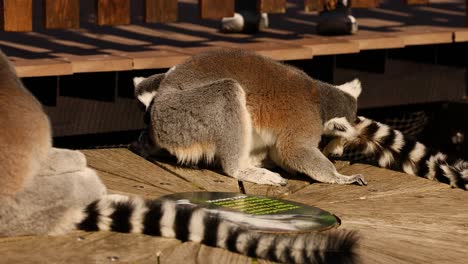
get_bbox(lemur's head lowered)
[319,78,362,140]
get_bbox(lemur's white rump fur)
[325,116,468,190]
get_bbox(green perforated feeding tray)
[161,192,340,234]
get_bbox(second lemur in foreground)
[134,49,367,187]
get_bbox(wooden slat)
[405,0,429,4]
[53,53,133,73]
[199,0,235,19]
[44,0,80,29]
[207,40,314,60]
[11,58,73,77]
[96,0,130,26]
[351,0,379,8]
[0,0,32,32]
[145,0,178,23]
[111,50,189,70]
[258,0,286,14]
[304,0,323,12]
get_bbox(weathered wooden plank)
[96,0,131,25]
[0,232,183,264]
[81,149,202,194]
[207,40,314,60]
[111,49,189,70]
[0,0,32,31]
[150,158,241,193]
[258,0,286,14]
[54,54,133,73]
[44,0,80,29]
[259,36,360,55]
[145,0,178,23]
[454,28,468,42]
[337,31,405,50]
[399,29,453,46]
[199,0,235,19]
[304,0,323,12]
[288,165,468,264]
[11,58,73,77]
[351,0,379,8]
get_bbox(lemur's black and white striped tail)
[339,116,467,190]
[73,195,359,264]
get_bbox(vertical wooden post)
[199,0,235,19]
[44,0,80,29]
[258,0,287,13]
[96,0,131,25]
[0,0,33,31]
[145,0,178,23]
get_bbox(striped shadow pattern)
[72,195,359,264]
[325,116,467,190]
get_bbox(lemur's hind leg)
[271,136,367,186]
[151,79,287,186]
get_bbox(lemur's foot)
[336,173,367,186]
[234,167,288,186]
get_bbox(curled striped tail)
[331,116,467,190]
[73,195,359,264]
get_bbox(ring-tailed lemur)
[323,116,468,190]
[133,49,367,187]
[0,49,359,264]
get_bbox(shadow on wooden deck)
[1,0,467,77]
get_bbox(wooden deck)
[2,0,468,77]
[0,148,466,263]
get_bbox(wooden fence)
[0,0,430,32]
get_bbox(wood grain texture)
[96,0,130,25]
[258,0,286,14]
[199,0,235,19]
[44,0,80,29]
[81,149,202,195]
[11,58,73,77]
[351,0,379,8]
[304,0,323,12]
[54,54,133,73]
[145,0,178,23]
[207,40,314,60]
[0,0,32,31]
[0,148,467,263]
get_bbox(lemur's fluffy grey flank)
[0,49,359,264]
[133,48,367,187]
[324,117,468,190]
